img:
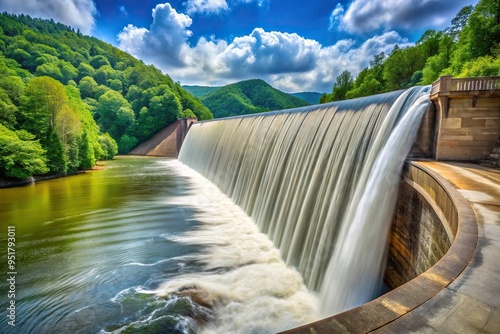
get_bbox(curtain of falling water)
[179,86,430,313]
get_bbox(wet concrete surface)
[374,162,500,334]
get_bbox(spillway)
[178,86,431,316]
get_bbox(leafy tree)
[447,5,474,40]
[96,90,135,141]
[98,132,118,159]
[108,78,123,92]
[89,55,110,69]
[77,62,95,81]
[78,131,94,169]
[0,124,48,178]
[118,134,138,154]
[35,62,63,81]
[466,0,500,57]
[78,76,98,99]
[419,33,454,84]
[449,0,500,74]
[331,70,354,101]
[20,76,68,136]
[0,88,19,128]
[179,108,196,118]
[383,45,426,90]
[458,55,500,76]
[42,126,66,173]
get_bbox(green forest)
[320,0,500,103]
[0,12,212,180]
[199,79,310,118]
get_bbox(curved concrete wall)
[280,161,477,334]
[384,162,455,289]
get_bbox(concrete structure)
[129,117,196,157]
[430,76,500,162]
[281,77,500,333]
[134,77,499,332]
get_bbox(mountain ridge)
[192,79,311,118]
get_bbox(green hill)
[291,92,323,104]
[201,79,310,118]
[182,85,220,97]
[0,13,212,180]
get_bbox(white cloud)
[332,0,478,34]
[118,3,410,93]
[271,32,411,93]
[185,0,266,15]
[220,28,321,75]
[0,0,97,34]
[185,0,229,15]
[329,3,344,30]
[118,3,193,67]
[119,5,128,17]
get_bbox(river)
[0,157,318,334]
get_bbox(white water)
[178,86,431,323]
[155,160,320,333]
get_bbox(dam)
[173,76,500,332]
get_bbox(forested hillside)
[320,0,500,103]
[200,79,310,118]
[0,13,212,180]
[182,85,220,98]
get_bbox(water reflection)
[0,157,200,333]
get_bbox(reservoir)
[0,157,318,333]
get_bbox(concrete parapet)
[430,76,500,161]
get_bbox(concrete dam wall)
[282,161,477,333]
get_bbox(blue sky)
[0,0,478,92]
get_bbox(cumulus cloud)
[271,32,411,92]
[220,28,321,75]
[331,0,477,34]
[118,3,193,67]
[0,0,97,34]
[185,0,266,15]
[185,0,229,15]
[118,3,410,92]
[329,3,344,30]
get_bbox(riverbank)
[0,165,105,189]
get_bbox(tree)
[0,124,49,179]
[98,132,118,159]
[327,70,354,101]
[0,88,18,128]
[420,34,455,84]
[89,55,110,69]
[118,134,137,154]
[467,0,500,57]
[20,76,68,136]
[78,76,97,99]
[447,5,474,41]
[42,126,66,173]
[77,62,95,80]
[383,46,426,90]
[96,90,135,140]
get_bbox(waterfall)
[178,86,431,315]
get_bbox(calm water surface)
[0,157,318,334]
